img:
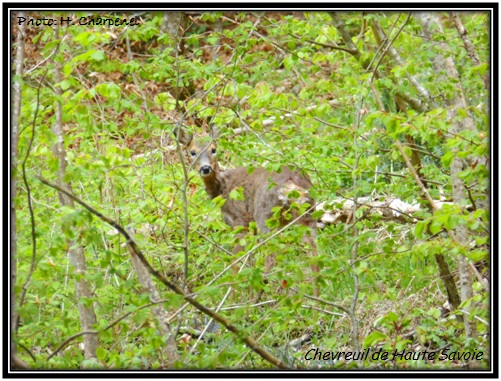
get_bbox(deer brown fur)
[178,127,319,293]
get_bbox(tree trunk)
[330,11,463,318]
[126,228,180,365]
[10,11,29,370]
[160,12,193,101]
[51,25,99,360]
[416,12,478,339]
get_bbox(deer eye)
[211,148,216,154]
[190,151,196,157]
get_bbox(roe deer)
[177,127,319,294]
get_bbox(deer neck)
[201,163,224,199]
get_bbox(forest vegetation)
[10,10,491,371]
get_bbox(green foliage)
[14,10,489,370]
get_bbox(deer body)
[201,164,315,233]
[178,129,319,291]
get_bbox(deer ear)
[211,126,220,139]
[176,127,193,146]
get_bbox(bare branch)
[395,140,438,211]
[450,12,489,90]
[301,292,350,315]
[371,15,433,103]
[289,33,357,54]
[329,12,429,113]
[17,69,49,331]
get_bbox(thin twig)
[289,33,357,54]
[18,342,37,363]
[24,35,68,75]
[372,15,433,104]
[231,109,281,154]
[220,299,277,311]
[450,12,489,90]
[395,140,438,211]
[348,96,364,356]
[17,68,50,331]
[300,292,350,315]
[367,13,403,80]
[330,12,428,113]
[46,299,172,361]
[125,33,148,111]
[190,250,253,353]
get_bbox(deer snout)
[199,165,213,177]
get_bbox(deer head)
[177,127,220,178]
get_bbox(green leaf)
[427,307,441,318]
[287,189,300,199]
[414,220,427,239]
[95,83,121,99]
[90,50,106,61]
[266,217,280,229]
[385,311,399,322]
[229,187,245,201]
[63,63,73,76]
[441,151,455,167]
[465,249,487,262]
[59,80,71,91]
[444,214,460,230]
[207,36,219,45]
[212,196,226,207]
[311,209,324,220]
[81,358,102,368]
[96,347,107,361]
[74,31,97,47]
[364,331,388,347]
[429,220,442,235]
